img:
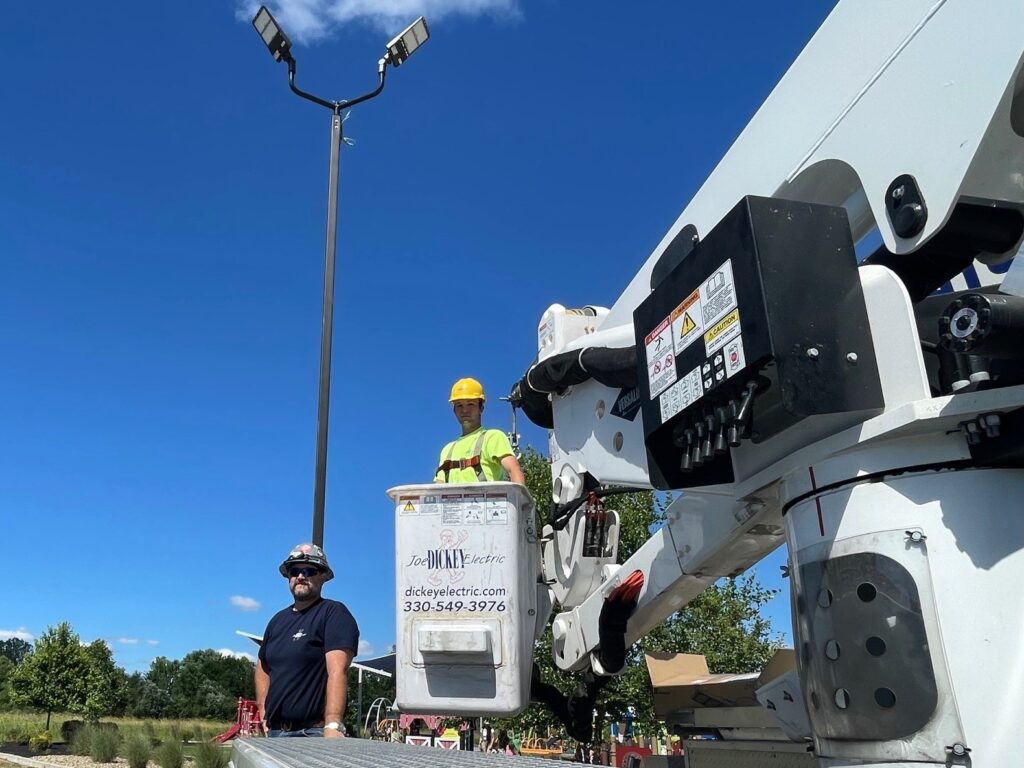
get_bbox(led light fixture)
[252,5,293,63]
[386,17,430,67]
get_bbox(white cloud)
[146,639,159,646]
[230,595,262,612]
[236,0,520,42]
[218,648,256,662]
[117,637,139,645]
[358,639,374,656]
[0,627,35,642]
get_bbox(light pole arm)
[287,59,337,110]
[288,57,389,114]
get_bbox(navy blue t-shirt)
[259,598,359,728]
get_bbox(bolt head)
[846,352,858,364]
[806,347,820,359]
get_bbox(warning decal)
[704,308,741,356]
[671,288,703,355]
[701,260,738,328]
[645,316,677,397]
[399,496,419,514]
[660,366,704,423]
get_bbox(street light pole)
[251,7,430,546]
[311,106,342,548]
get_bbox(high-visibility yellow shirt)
[434,428,514,483]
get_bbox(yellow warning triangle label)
[403,502,415,512]
[680,312,697,335]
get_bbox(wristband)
[325,722,342,731]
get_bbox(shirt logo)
[291,630,306,641]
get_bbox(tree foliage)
[504,447,782,737]
[11,622,91,728]
[0,638,32,666]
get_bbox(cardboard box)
[645,649,797,720]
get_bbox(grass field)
[0,711,234,745]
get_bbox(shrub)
[61,719,86,743]
[70,724,94,756]
[144,720,161,746]
[90,726,121,763]
[178,724,194,742]
[124,732,151,768]
[16,725,36,745]
[193,741,230,768]
[155,739,184,768]
[28,731,52,752]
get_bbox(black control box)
[633,196,884,490]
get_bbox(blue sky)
[1,1,835,672]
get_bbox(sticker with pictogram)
[725,337,746,379]
[671,288,704,355]
[659,366,704,423]
[645,316,677,397]
[704,308,741,356]
[701,259,738,328]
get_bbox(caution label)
[399,496,419,514]
[704,308,741,356]
[659,366,704,423]
[645,316,677,397]
[671,289,703,355]
[701,260,738,328]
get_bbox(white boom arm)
[527,1,1024,765]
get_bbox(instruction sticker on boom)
[671,289,703,355]
[701,260,738,328]
[645,316,677,397]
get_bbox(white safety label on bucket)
[645,316,677,397]
[724,336,746,379]
[671,289,704,356]
[704,308,741,356]
[660,366,704,423]
[701,260,738,328]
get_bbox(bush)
[144,720,161,747]
[193,741,229,768]
[124,732,151,768]
[70,724,93,756]
[178,724,194,742]
[62,719,86,742]
[155,739,184,768]
[91,726,121,763]
[28,731,52,752]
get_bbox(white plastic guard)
[389,482,539,717]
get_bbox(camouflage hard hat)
[279,542,335,581]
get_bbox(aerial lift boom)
[510,0,1024,765]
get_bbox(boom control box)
[633,196,884,489]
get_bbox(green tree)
[82,639,126,721]
[169,650,255,719]
[11,622,91,729]
[0,638,32,665]
[0,656,15,711]
[504,448,781,738]
[142,656,181,718]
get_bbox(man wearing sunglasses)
[256,543,359,738]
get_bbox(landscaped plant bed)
[0,742,72,758]
[0,743,202,768]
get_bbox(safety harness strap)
[437,431,489,482]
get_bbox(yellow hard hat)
[449,377,486,402]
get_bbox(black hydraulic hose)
[547,486,639,531]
